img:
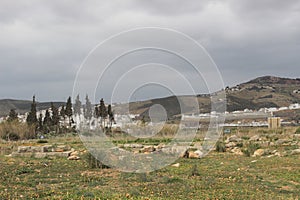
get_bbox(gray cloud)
[0,0,299,102]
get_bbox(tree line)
[6,95,115,137]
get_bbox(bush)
[242,142,260,157]
[215,141,226,152]
[0,121,36,140]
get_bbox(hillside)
[113,76,300,118]
[1,76,299,119]
[0,99,65,117]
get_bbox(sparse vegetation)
[242,142,261,157]
[216,141,226,152]
[0,135,299,199]
[0,121,35,141]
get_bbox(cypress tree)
[65,97,73,127]
[51,102,60,126]
[74,94,82,116]
[94,105,99,118]
[38,113,43,132]
[51,102,60,134]
[107,104,114,127]
[84,94,93,120]
[99,98,107,127]
[26,95,38,125]
[43,110,52,134]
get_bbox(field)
[0,127,300,199]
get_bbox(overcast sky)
[1,0,300,102]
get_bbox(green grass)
[0,135,300,199]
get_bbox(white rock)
[172,163,180,167]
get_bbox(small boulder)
[172,163,180,167]
[225,142,237,148]
[226,135,242,143]
[230,147,244,156]
[249,135,260,141]
[253,149,266,157]
[70,151,79,157]
[188,150,203,159]
[68,155,80,160]
[291,149,300,155]
[140,146,155,153]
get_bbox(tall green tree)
[26,95,38,126]
[51,102,60,133]
[94,105,99,118]
[74,94,82,116]
[60,105,66,120]
[65,97,73,127]
[38,113,43,132]
[43,109,52,134]
[99,98,107,127]
[51,103,60,126]
[107,104,115,128]
[7,109,18,122]
[84,94,93,120]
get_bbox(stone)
[291,149,300,155]
[271,150,277,154]
[274,152,282,157]
[188,150,203,159]
[41,145,53,153]
[172,163,180,167]
[46,151,72,158]
[161,146,187,156]
[70,151,79,157]
[253,149,266,157]
[17,146,31,153]
[34,152,47,159]
[249,135,260,141]
[140,146,155,153]
[157,143,165,149]
[54,145,70,152]
[11,152,33,157]
[123,144,143,148]
[194,150,204,158]
[225,142,237,148]
[230,147,244,156]
[226,135,242,143]
[30,146,43,153]
[275,139,290,146]
[68,155,80,160]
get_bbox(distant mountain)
[113,76,300,119]
[1,76,299,119]
[0,99,65,117]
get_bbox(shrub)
[242,142,260,157]
[215,141,226,152]
[0,121,36,140]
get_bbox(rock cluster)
[223,133,300,157]
[10,145,80,160]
